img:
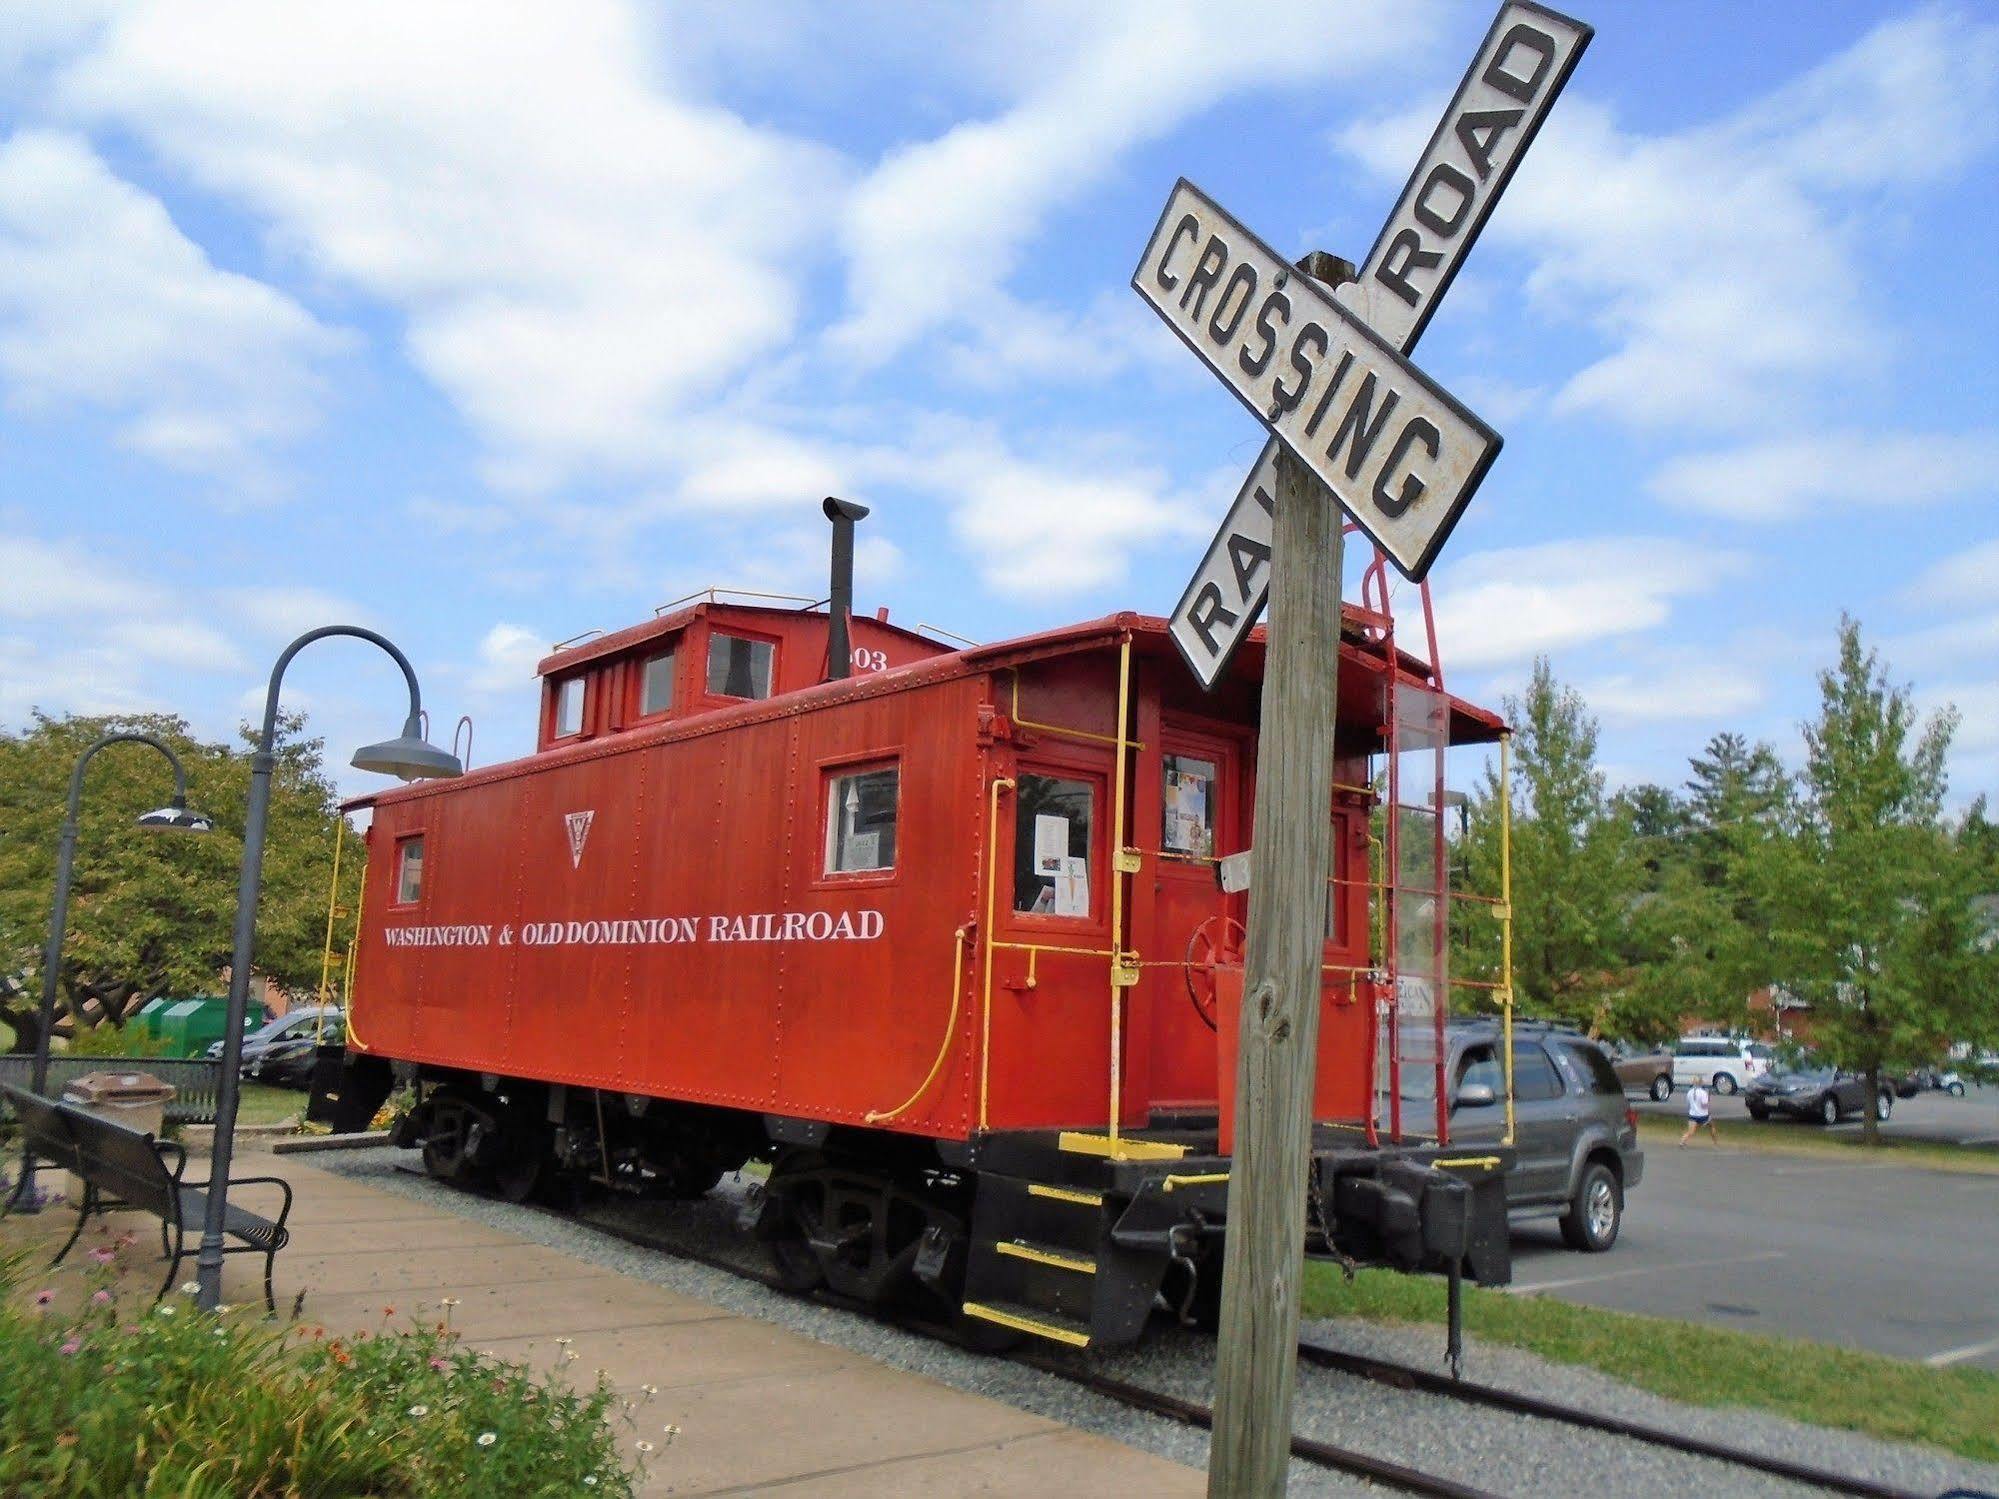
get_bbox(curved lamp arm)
[260,625,424,749]
[63,731,192,827]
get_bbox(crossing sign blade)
[1135,179,1500,685]
[1165,1,1592,691]
[1344,0,1593,352]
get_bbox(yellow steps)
[1056,1130,1188,1161]
[961,1299,1092,1348]
[995,1239,1096,1275]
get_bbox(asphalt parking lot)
[1506,1091,1999,1370]
[1633,1080,1999,1146]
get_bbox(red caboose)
[328,509,1512,1349]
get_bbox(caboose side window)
[553,676,586,737]
[707,633,773,700]
[1014,774,1095,916]
[639,649,676,715]
[825,765,899,874]
[395,835,424,904]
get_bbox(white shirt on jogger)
[1687,1084,1711,1118]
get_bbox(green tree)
[1456,659,1637,1034]
[1753,618,1991,1143]
[0,711,360,1053]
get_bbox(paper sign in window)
[1053,855,1090,917]
[1033,814,1070,875]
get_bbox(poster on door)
[1163,765,1213,856]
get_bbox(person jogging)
[1678,1080,1719,1147]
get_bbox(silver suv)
[1443,1020,1644,1252]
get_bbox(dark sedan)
[1746,1067,1894,1126]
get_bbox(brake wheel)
[1183,916,1248,1032]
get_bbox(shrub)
[0,1238,659,1496]
[64,1023,174,1059]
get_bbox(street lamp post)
[196,626,461,1309]
[8,733,214,1213]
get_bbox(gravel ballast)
[306,1147,1999,1497]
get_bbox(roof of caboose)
[533,594,948,679]
[347,607,1503,814]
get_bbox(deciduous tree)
[0,711,360,1053]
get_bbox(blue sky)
[1,1,1994,804]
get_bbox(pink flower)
[33,1290,54,1307]
[58,1340,81,1357]
[89,1247,116,1266]
[91,1291,112,1306]
[429,1357,449,1373]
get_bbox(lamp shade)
[352,733,464,782]
[137,802,215,832]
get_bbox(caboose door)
[1144,722,1247,1112]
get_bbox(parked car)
[1671,1035,1772,1095]
[1442,1020,1644,1252]
[1745,1066,1894,1125]
[1608,1043,1674,1101]
[1893,1066,1968,1098]
[207,1006,343,1072]
[244,1032,325,1089]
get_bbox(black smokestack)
[823,495,870,680]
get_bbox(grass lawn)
[1635,1112,1999,1175]
[233,1082,307,1128]
[1303,1263,1999,1462]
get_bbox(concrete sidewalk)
[63,1155,1206,1496]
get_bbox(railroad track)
[385,1164,1933,1499]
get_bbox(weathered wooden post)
[1129,12,1590,1492]
[1208,442,1343,1496]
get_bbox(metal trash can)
[61,1071,179,1201]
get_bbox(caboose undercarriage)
[326,1055,1509,1351]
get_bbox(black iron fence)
[0,1056,224,1126]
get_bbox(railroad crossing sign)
[1161,1,1593,689]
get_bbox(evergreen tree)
[1455,659,1636,1033]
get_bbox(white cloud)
[224,585,373,641]
[1908,539,1999,611]
[1428,538,1748,671]
[830,0,1434,365]
[1574,660,1766,726]
[0,530,246,721]
[1334,10,1999,432]
[467,623,547,697]
[1918,680,1999,754]
[58,0,843,489]
[885,429,1209,597]
[1650,432,1999,522]
[0,129,340,487]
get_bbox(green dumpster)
[143,996,269,1059]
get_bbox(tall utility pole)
[1208,439,1344,1496]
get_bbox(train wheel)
[420,1091,477,1182]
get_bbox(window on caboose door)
[1013,773,1096,917]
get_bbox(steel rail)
[1294,1335,1929,1499]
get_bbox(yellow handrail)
[314,815,345,1045]
[343,830,371,1050]
[1008,668,1142,750]
[979,777,1015,1130]
[866,927,968,1123]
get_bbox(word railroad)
[1159,0,1592,689]
[382,910,885,949]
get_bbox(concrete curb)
[271,1131,393,1155]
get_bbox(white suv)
[1672,1036,1772,1095]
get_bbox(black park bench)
[1,1083,293,1311]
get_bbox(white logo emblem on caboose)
[564,810,595,869]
